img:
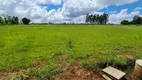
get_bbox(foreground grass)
[0,25,142,79]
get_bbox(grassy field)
[0,25,142,79]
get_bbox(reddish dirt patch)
[53,64,104,80]
[0,72,7,80]
[0,55,137,80]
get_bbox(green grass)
[0,25,142,78]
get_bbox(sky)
[0,0,142,24]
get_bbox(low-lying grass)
[0,25,142,79]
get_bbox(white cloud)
[97,0,139,6]
[0,0,140,23]
[134,7,142,11]
[35,0,62,5]
[0,0,50,23]
[61,0,139,18]
[109,11,117,14]
[109,9,140,24]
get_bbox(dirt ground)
[0,54,137,80]
[52,64,104,80]
[0,62,104,80]
[0,65,138,80]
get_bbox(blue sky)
[43,0,142,15]
[41,3,63,11]
[100,1,142,14]
[0,0,142,23]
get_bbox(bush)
[22,17,30,24]
[121,20,129,25]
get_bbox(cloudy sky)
[0,0,142,24]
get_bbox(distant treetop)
[121,15,142,25]
[22,17,31,24]
[86,13,109,24]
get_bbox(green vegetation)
[0,14,19,25]
[0,14,31,25]
[86,13,108,24]
[22,17,31,24]
[121,20,129,25]
[0,25,142,79]
[121,15,142,25]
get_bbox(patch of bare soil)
[0,64,137,80]
[0,72,7,80]
[52,64,104,80]
[0,54,137,80]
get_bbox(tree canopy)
[121,15,142,25]
[22,17,31,24]
[0,14,32,25]
[133,15,142,24]
[86,13,108,24]
[121,20,129,25]
[0,14,19,25]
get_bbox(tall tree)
[96,14,99,24]
[99,15,104,24]
[93,14,96,24]
[85,13,109,24]
[12,16,19,24]
[0,14,20,25]
[86,14,89,24]
[0,17,2,24]
[133,15,142,24]
[90,14,94,24]
[103,13,108,24]
[15,17,19,24]
[121,15,142,25]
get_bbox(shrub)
[22,17,30,24]
[121,20,129,25]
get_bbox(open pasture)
[0,25,142,79]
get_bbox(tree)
[22,17,30,24]
[121,15,142,25]
[85,13,109,24]
[99,15,104,24]
[133,15,142,24]
[0,14,20,25]
[96,14,100,24]
[12,16,19,24]
[129,21,134,24]
[121,20,129,25]
[93,14,96,24]
[103,13,108,24]
[90,14,94,24]
[86,14,89,24]
[0,17,2,24]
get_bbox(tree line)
[86,13,109,24]
[121,15,142,25]
[0,14,31,25]
[1,14,142,25]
